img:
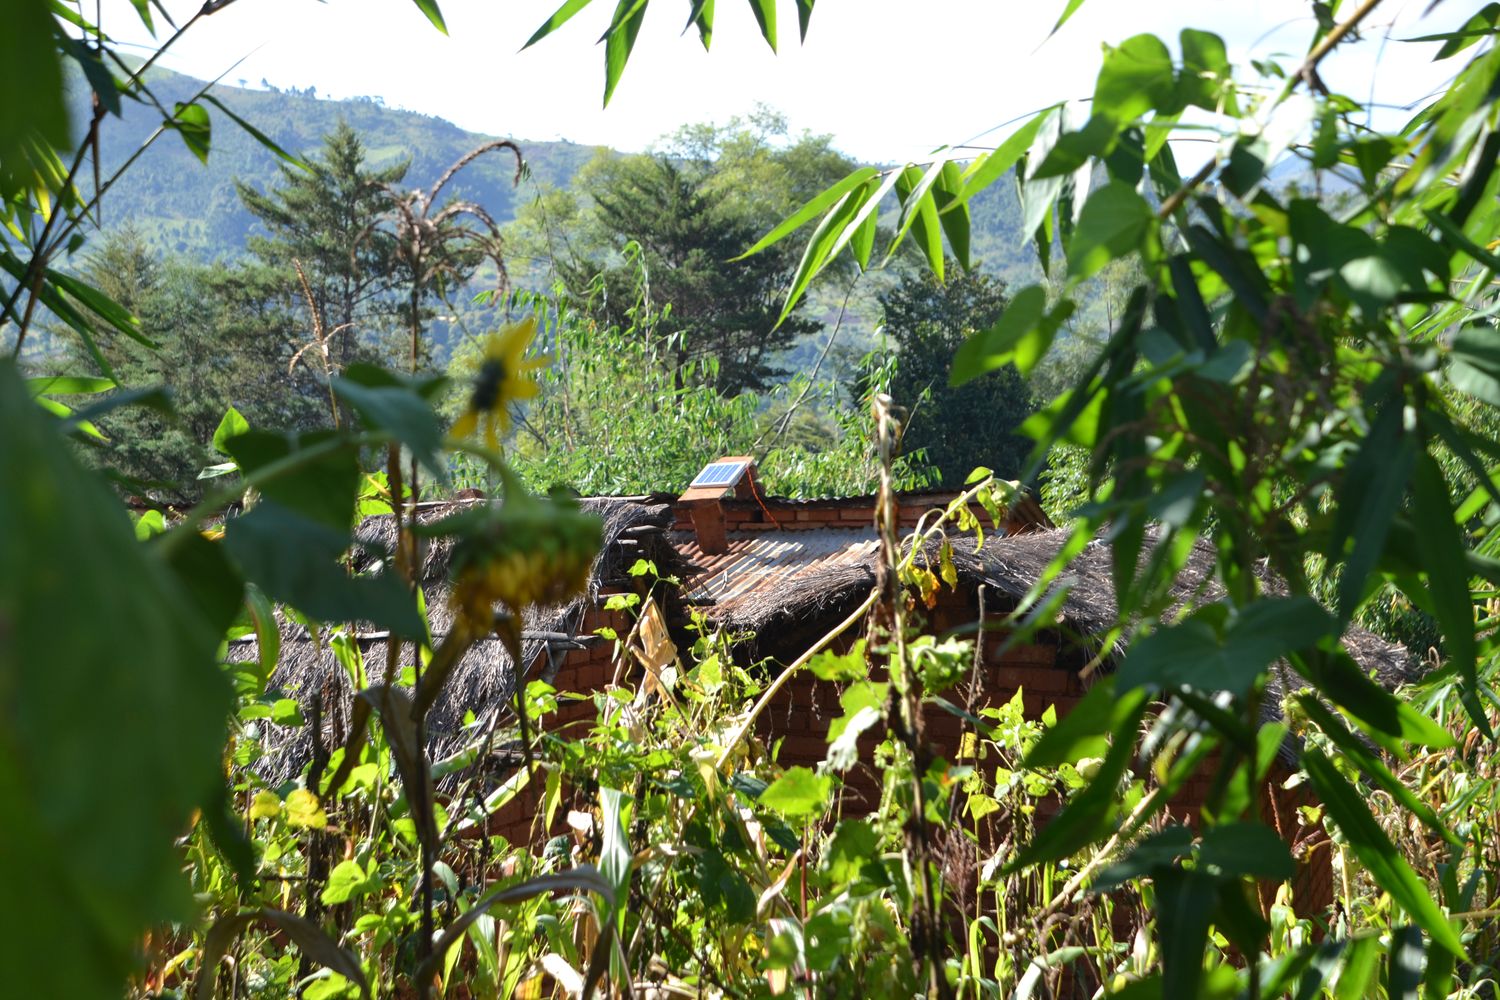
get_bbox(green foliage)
[879,263,1034,486]
[0,360,231,998]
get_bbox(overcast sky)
[99,0,1471,163]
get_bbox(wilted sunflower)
[445,489,603,631]
[450,316,549,451]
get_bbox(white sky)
[98,0,1472,163]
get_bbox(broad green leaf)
[950,284,1047,386]
[932,160,971,271]
[807,639,867,681]
[1197,823,1295,880]
[892,165,946,280]
[1022,678,1148,767]
[1117,597,1334,696]
[734,166,879,260]
[1093,33,1174,125]
[321,860,379,905]
[1292,648,1454,749]
[1302,751,1465,957]
[1295,696,1460,846]
[746,0,776,51]
[332,374,448,479]
[1334,401,1415,620]
[759,766,832,818]
[171,101,211,165]
[408,0,447,33]
[223,430,358,531]
[524,0,595,49]
[777,182,867,325]
[212,406,249,456]
[1066,180,1154,280]
[221,503,426,638]
[0,360,230,1000]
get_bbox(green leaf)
[1066,180,1154,281]
[1295,696,1460,847]
[0,360,231,999]
[1047,0,1088,39]
[212,406,250,456]
[892,165,946,280]
[807,639,868,681]
[794,0,814,41]
[1302,751,1465,957]
[685,0,714,49]
[1093,33,1174,125]
[408,0,447,33]
[221,503,426,638]
[45,268,152,347]
[331,374,448,479]
[26,375,115,396]
[735,166,879,260]
[1118,597,1334,696]
[933,161,970,271]
[170,101,211,165]
[602,0,647,106]
[746,0,776,51]
[321,860,379,905]
[1197,823,1295,880]
[1154,867,1218,1000]
[202,95,306,169]
[951,284,1047,386]
[223,430,358,531]
[759,766,832,818]
[523,0,595,49]
[0,0,70,198]
[953,109,1054,211]
[1334,401,1415,620]
[1022,678,1147,768]
[1410,451,1489,736]
[1293,648,1454,749]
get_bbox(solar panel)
[690,459,750,488]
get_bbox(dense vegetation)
[5,1,1500,999]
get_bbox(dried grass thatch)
[232,496,678,786]
[706,526,1414,707]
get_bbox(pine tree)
[234,120,407,369]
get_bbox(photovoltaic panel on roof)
[690,459,749,488]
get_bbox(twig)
[1156,0,1385,220]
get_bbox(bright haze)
[103,0,1470,162]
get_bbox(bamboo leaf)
[746,0,777,51]
[603,0,648,105]
[523,0,595,49]
[408,0,447,33]
[1302,751,1465,957]
[734,165,878,260]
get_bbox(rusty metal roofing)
[678,527,879,604]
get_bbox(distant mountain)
[76,66,597,259]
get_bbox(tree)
[879,265,1033,487]
[235,120,407,370]
[53,228,327,499]
[510,115,857,394]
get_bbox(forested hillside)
[78,66,596,258]
[77,66,1041,286]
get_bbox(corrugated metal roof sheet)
[679,528,879,604]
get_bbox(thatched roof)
[231,496,678,786]
[703,526,1414,699]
